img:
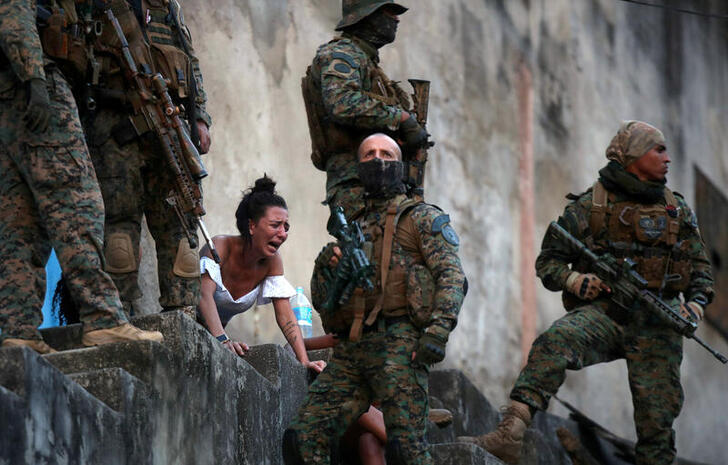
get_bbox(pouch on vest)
[406,263,435,328]
[665,240,692,293]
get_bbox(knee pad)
[173,239,200,278]
[385,439,407,465]
[104,232,137,273]
[282,429,305,465]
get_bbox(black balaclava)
[348,8,399,49]
[358,158,406,199]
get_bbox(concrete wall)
[135,1,728,462]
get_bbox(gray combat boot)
[457,400,532,464]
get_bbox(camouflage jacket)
[311,34,409,188]
[0,0,46,86]
[536,184,714,308]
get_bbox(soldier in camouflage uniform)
[283,134,466,465]
[302,0,429,219]
[0,0,162,353]
[459,121,714,465]
[73,0,212,316]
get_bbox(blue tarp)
[40,250,61,328]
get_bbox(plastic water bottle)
[291,287,314,338]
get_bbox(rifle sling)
[365,203,400,327]
[348,289,366,342]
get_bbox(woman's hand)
[222,339,250,356]
[304,359,327,373]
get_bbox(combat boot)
[82,323,164,346]
[457,400,532,464]
[429,408,454,427]
[2,338,57,354]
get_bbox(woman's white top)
[200,256,296,326]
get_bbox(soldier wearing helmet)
[301,0,430,220]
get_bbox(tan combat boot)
[82,323,164,346]
[457,400,532,465]
[2,338,57,354]
[429,408,454,427]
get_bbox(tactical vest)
[327,196,437,340]
[302,37,410,171]
[585,181,691,294]
[38,0,192,100]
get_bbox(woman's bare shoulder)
[200,235,238,262]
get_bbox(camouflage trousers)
[511,302,684,465]
[0,67,127,341]
[288,319,431,464]
[325,151,366,220]
[83,108,200,313]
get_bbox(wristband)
[216,333,230,343]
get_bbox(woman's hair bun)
[252,174,276,194]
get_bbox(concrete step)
[0,346,125,464]
[0,385,25,465]
[431,443,504,464]
[429,369,501,437]
[69,367,154,412]
[69,367,158,464]
[43,340,174,386]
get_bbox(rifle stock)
[407,79,431,199]
[547,221,727,365]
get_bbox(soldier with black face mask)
[284,134,466,465]
[302,0,430,220]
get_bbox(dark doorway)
[694,168,728,341]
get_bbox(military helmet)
[335,0,408,31]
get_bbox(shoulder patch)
[432,214,450,233]
[432,214,460,246]
[323,57,357,79]
[331,51,359,69]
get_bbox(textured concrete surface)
[126,0,728,462]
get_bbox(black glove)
[23,78,51,133]
[398,116,429,150]
[413,324,449,366]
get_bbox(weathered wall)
[135,1,728,462]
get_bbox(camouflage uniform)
[78,0,211,313]
[0,0,128,341]
[288,194,466,464]
[512,173,714,464]
[304,34,410,218]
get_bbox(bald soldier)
[284,134,466,464]
[459,121,714,465]
[302,0,430,219]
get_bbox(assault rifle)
[321,206,374,313]
[407,79,432,199]
[547,221,727,364]
[106,8,220,263]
